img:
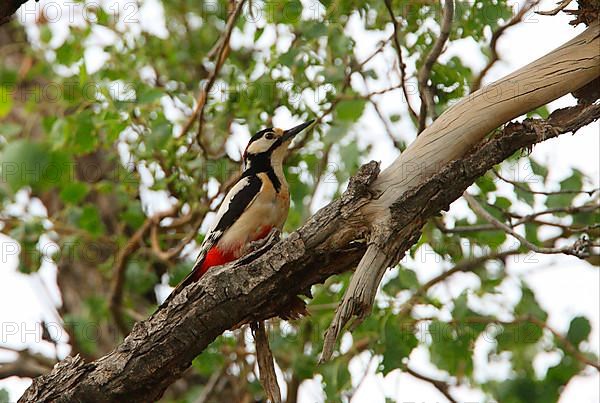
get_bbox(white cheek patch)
[247,137,275,154]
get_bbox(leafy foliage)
[0,0,597,402]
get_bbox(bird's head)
[243,120,314,170]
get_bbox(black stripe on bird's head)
[242,120,314,168]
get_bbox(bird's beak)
[282,120,315,142]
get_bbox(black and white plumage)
[163,120,314,307]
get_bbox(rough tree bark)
[18,22,600,403]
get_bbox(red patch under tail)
[193,225,273,281]
[193,247,237,281]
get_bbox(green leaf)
[303,21,328,39]
[147,118,172,151]
[515,285,547,322]
[528,158,548,182]
[494,196,512,210]
[77,205,106,237]
[137,87,164,104]
[0,140,71,192]
[0,87,13,117]
[429,320,475,375]
[514,182,535,205]
[381,316,417,374]
[397,267,419,290]
[60,182,89,204]
[72,116,98,154]
[566,316,591,346]
[545,356,581,388]
[475,174,497,194]
[390,114,401,122]
[336,99,366,122]
[546,169,583,209]
[466,228,506,248]
[125,260,159,295]
[120,202,146,228]
[496,322,543,351]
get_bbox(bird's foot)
[233,228,281,267]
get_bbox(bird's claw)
[233,228,281,267]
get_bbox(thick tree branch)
[19,24,600,402]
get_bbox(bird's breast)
[217,173,289,255]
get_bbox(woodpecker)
[164,120,314,313]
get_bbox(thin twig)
[417,0,454,132]
[384,0,419,122]
[472,0,540,91]
[398,249,521,317]
[436,202,599,233]
[405,366,458,403]
[537,0,572,16]
[371,98,403,150]
[527,315,600,371]
[493,169,598,196]
[463,192,589,258]
[179,0,246,144]
[251,321,282,403]
[151,213,205,262]
[109,206,178,335]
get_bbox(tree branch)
[405,366,458,403]
[537,0,573,16]
[493,169,598,196]
[109,205,179,335]
[251,321,281,403]
[0,348,55,380]
[463,192,590,258]
[18,100,600,402]
[384,0,419,122]
[472,0,540,91]
[179,0,246,144]
[417,0,455,132]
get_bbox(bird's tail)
[277,296,309,321]
[158,259,204,310]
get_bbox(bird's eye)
[265,132,275,140]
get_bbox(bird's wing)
[161,174,262,306]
